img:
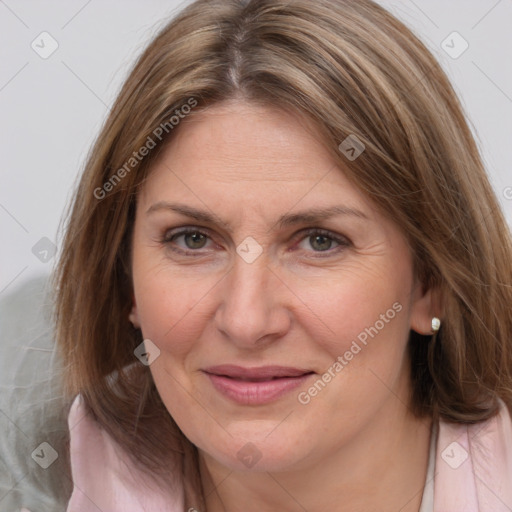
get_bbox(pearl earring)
[431,317,441,333]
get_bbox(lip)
[202,365,315,405]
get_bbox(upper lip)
[203,365,313,380]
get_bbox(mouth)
[202,365,315,405]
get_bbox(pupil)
[311,235,331,251]
[186,232,206,249]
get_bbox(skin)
[129,101,438,512]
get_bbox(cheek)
[132,262,218,357]
[291,258,413,360]
[290,261,414,428]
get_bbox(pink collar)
[66,395,512,511]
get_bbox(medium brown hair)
[54,0,512,507]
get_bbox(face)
[129,101,434,473]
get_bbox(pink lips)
[203,365,314,405]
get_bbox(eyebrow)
[145,201,368,230]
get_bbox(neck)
[199,403,432,512]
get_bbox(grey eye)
[309,234,334,251]
[183,232,208,249]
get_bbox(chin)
[198,431,312,473]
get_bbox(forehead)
[161,101,332,178]
[139,101,375,216]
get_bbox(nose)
[214,256,292,349]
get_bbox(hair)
[53,0,512,508]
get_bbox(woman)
[53,0,512,510]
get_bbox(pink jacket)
[65,395,512,511]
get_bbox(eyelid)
[162,226,213,242]
[296,227,350,243]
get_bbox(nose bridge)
[215,256,287,346]
[227,256,272,319]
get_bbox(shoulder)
[66,394,184,512]
[434,400,512,511]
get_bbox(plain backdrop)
[1,0,511,296]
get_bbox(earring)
[431,317,441,333]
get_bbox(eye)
[161,227,349,257]
[181,231,208,249]
[307,233,335,251]
[162,228,213,253]
[295,229,350,254]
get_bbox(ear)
[409,280,442,335]
[129,294,141,329]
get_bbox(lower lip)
[205,372,313,405]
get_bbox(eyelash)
[161,227,351,257]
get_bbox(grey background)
[0,1,511,510]
[0,0,511,293]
